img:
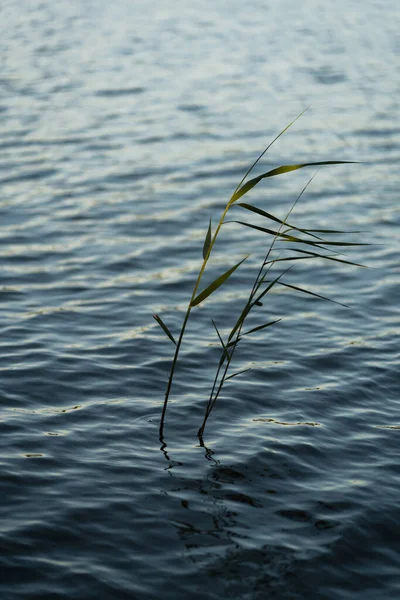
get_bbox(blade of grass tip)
[277,281,349,307]
[230,107,311,198]
[153,314,177,345]
[211,319,230,360]
[285,247,367,268]
[225,368,251,381]
[243,317,283,336]
[299,228,365,235]
[264,255,316,266]
[191,256,248,307]
[203,217,212,260]
[201,320,231,427]
[229,161,359,206]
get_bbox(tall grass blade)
[225,368,251,381]
[284,248,367,268]
[295,228,364,235]
[203,218,212,259]
[229,161,358,205]
[230,107,310,201]
[190,256,248,307]
[153,314,177,345]
[238,202,323,240]
[211,319,229,359]
[277,281,348,307]
[243,317,283,336]
[232,220,368,247]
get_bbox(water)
[1,1,399,598]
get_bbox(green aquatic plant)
[154,112,364,440]
[197,174,366,439]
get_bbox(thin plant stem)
[159,110,308,439]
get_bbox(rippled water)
[1,1,399,598]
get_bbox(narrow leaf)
[153,314,177,345]
[277,282,348,307]
[231,108,310,201]
[203,217,212,259]
[191,256,248,307]
[232,220,368,248]
[225,368,251,381]
[212,319,227,352]
[243,318,283,336]
[298,228,364,235]
[264,256,316,265]
[238,203,322,240]
[285,248,366,268]
[229,161,358,205]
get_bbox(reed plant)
[154,112,365,441]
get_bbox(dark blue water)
[1,1,399,598]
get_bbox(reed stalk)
[154,111,361,440]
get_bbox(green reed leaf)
[277,282,348,307]
[297,228,364,235]
[284,248,367,268]
[190,256,248,307]
[212,319,227,352]
[203,217,212,259]
[238,203,323,240]
[225,368,251,381]
[232,220,368,248]
[263,255,315,265]
[153,314,177,345]
[243,317,283,336]
[212,320,232,368]
[228,161,358,205]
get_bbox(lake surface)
[1,1,399,598]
